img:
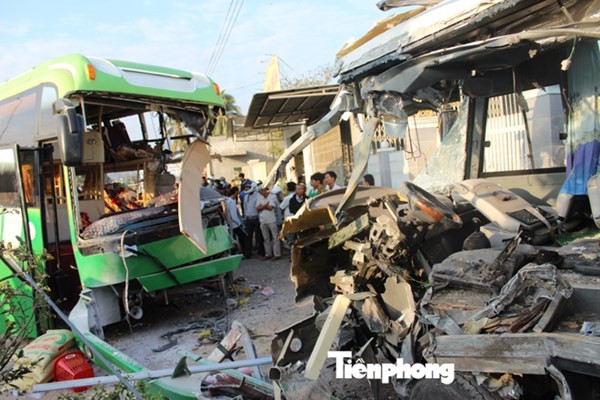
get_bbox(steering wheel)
[400,182,462,228]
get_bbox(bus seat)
[107,120,133,150]
[155,172,176,195]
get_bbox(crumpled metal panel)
[179,140,211,253]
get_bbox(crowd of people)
[219,171,375,260]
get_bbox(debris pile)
[272,183,600,399]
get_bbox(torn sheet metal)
[179,140,210,253]
[430,235,524,293]
[328,213,370,249]
[471,263,573,325]
[281,186,404,236]
[290,228,340,301]
[377,1,440,11]
[280,206,333,237]
[427,332,600,376]
[381,276,416,343]
[581,321,600,337]
[336,0,600,81]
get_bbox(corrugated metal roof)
[244,85,339,129]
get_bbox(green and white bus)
[0,54,241,339]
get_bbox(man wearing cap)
[256,185,281,261]
[239,180,251,216]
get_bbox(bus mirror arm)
[53,98,84,166]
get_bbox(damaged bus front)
[0,54,241,340]
[270,1,600,399]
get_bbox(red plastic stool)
[53,351,95,392]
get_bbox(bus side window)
[0,89,37,146]
[38,86,58,139]
[19,151,39,208]
[0,148,20,208]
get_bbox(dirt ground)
[8,252,393,400]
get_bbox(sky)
[0,1,390,113]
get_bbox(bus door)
[0,145,49,336]
[27,145,81,314]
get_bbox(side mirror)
[53,98,84,166]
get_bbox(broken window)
[413,97,469,194]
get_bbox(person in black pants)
[225,187,248,257]
[242,182,264,257]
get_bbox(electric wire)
[209,0,243,75]
[205,0,235,74]
[206,0,244,75]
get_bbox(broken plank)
[232,320,264,380]
[305,295,351,380]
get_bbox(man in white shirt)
[256,185,281,260]
[243,182,264,258]
[279,182,297,219]
[324,170,341,191]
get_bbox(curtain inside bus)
[560,40,600,196]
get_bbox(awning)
[244,85,339,129]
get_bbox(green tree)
[213,91,242,137]
[281,64,336,90]
[222,92,242,116]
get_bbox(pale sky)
[0,1,390,112]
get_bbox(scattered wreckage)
[267,0,600,398]
[272,182,600,399]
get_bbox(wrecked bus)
[269,0,600,399]
[0,54,241,339]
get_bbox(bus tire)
[409,373,502,400]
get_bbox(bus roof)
[0,54,224,108]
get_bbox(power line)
[211,0,243,75]
[205,0,235,74]
[227,81,263,90]
[206,0,244,76]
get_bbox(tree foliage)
[0,241,51,394]
[222,92,242,116]
[281,64,336,90]
[213,90,242,137]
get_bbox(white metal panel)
[179,140,210,253]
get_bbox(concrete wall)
[208,135,282,182]
[308,126,345,183]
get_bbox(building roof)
[244,85,339,129]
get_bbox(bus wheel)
[409,373,502,400]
